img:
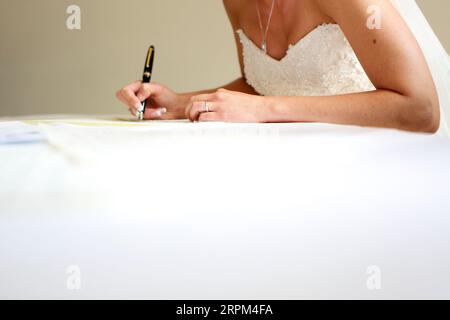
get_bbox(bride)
[116,0,450,135]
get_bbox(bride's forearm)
[262,90,439,133]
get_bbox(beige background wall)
[0,0,449,117]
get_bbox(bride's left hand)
[186,88,269,123]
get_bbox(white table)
[1,115,450,299]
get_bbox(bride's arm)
[189,0,439,132]
[265,0,440,133]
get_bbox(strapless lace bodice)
[236,23,375,97]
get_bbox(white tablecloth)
[1,115,450,299]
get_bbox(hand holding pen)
[116,45,189,120]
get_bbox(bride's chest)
[236,24,375,96]
[236,0,332,61]
[238,24,360,70]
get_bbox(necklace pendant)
[261,40,267,54]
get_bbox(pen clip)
[146,46,154,68]
[143,45,155,82]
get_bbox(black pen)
[137,45,155,120]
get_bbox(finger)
[198,112,220,122]
[136,83,163,102]
[117,91,138,116]
[117,80,142,96]
[185,102,192,120]
[189,101,213,122]
[116,89,127,105]
[119,85,142,111]
[185,100,197,119]
[144,107,167,120]
[127,80,143,92]
[116,80,141,101]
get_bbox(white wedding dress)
[237,24,375,97]
[236,0,450,137]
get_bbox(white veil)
[391,0,450,137]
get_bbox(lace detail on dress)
[236,23,375,97]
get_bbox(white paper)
[0,121,46,144]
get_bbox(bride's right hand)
[116,81,187,120]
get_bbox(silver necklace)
[256,0,276,54]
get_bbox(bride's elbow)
[398,96,440,134]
